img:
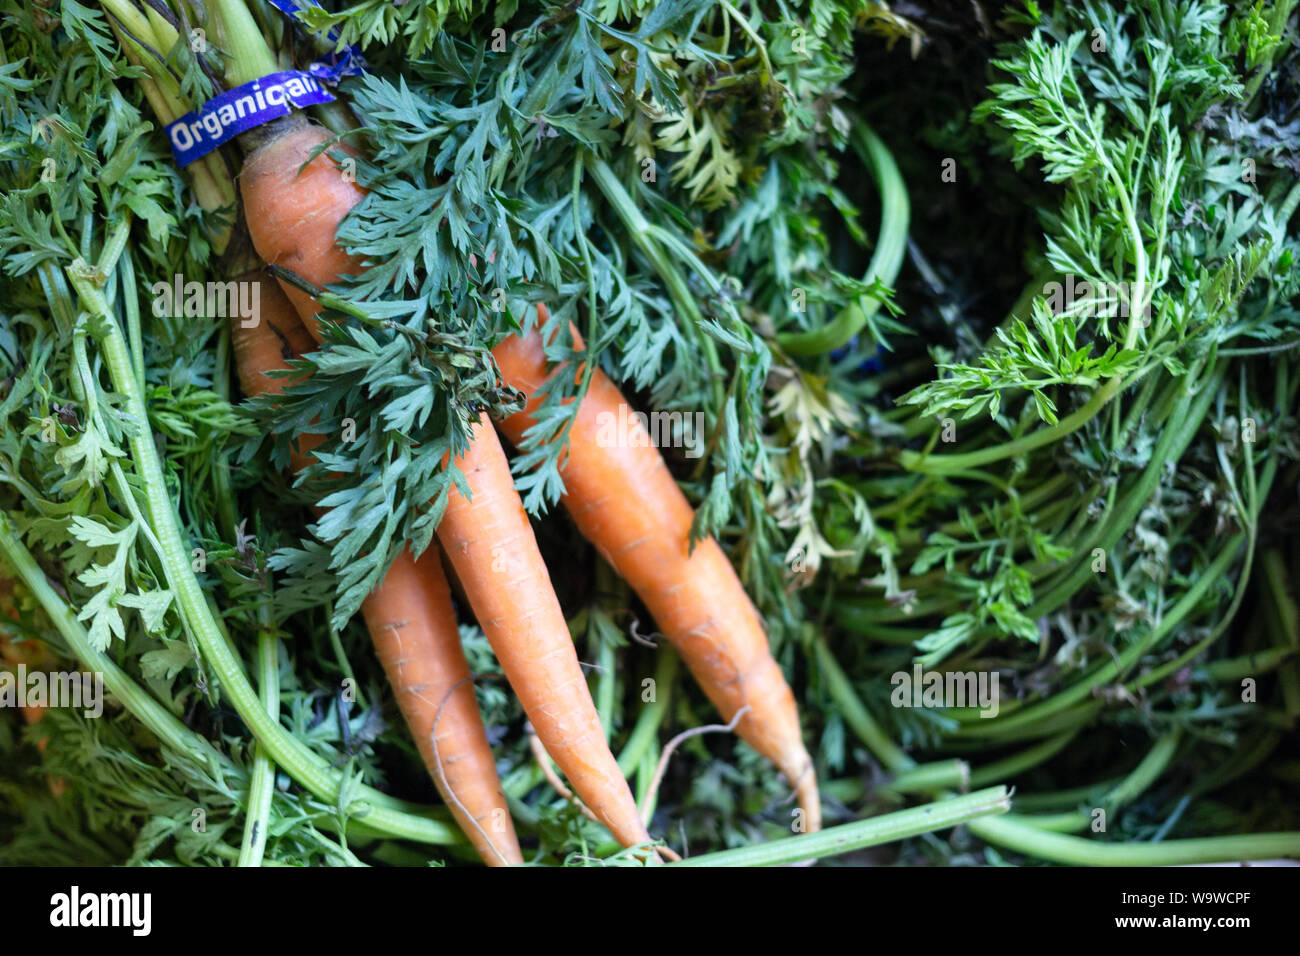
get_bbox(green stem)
[815,636,913,772]
[777,126,909,355]
[900,374,1124,474]
[208,0,279,86]
[883,759,969,794]
[209,315,240,546]
[1024,367,1222,621]
[0,513,221,768]
[618,648,678,776]
[1105,728,1181,810]
[674,787,1010,866]
[1013,812,1089,833]
[324,608,364,709]
[587,158,726,410]
[717,0,775,81]
[636,745,660,823]
[969,815,1300,866]
[1196,647,1294,682]
[1125,455,1275,692]
[596,640,617,742]
[1012,777,1122,812]
[237,627,279,867]
[967,729,1079,789]
[118,251,146,392]
[957,536,1243,739]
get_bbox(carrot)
[230,269,317,399]
[231,281,524,865]
[230,270,324,476]
[493,316,822,832]
[239,123,651,851]
[240,122,366,342]
[435,414,650,848]
[361,547,523,866]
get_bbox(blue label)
[165,71,335,167]
[307,45,366,85]
[263,0,368,82]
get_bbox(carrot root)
[240,124,367,343]
[362,549,523,866]
[436,415,650,849]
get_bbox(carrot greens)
[3,0,1300,866]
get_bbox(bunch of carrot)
[238,115,820,845]
[111,0,820,863]
[239,122,659,857]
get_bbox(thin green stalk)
[957,537,1242,739]
[586,158,726,410]
[206,308,242,562]
[617,648,678,776]
[1127,455,1276,692]
[0,513,221,768]
[596,640,618,742]
[899,374,1124,474]
[953,701,1105,744]
[1104,728,1181,810]
[1197,646,1294,681]
[1262,549,1300,648]
[323,605,364,709]
[821,777,867,805]
[883,759,969,795]
[778,126,909,354]
[717,0,775,80]
[969,815,1300,866]
[118,252,146,392]
[1024,370,1217,619]
[815,636,913,772]
[1187,729,1284,799]
[674,786,1011,866]
[986,728,1183,838]
[1012,777,1123,813]
[636,746,660,823]
[237,627,279,867]
[1012,812,1089,833]
[967,729,1079,789]
[208,0,279,86]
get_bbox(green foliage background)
[1,0,1299,865]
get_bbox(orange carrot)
[493,316,822,832]
[435,415,650,848]
[361,547,523,866]
[238,124,651,851]
[240,123,366,341]
[231,282,524,865]
[230,269,317,399]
